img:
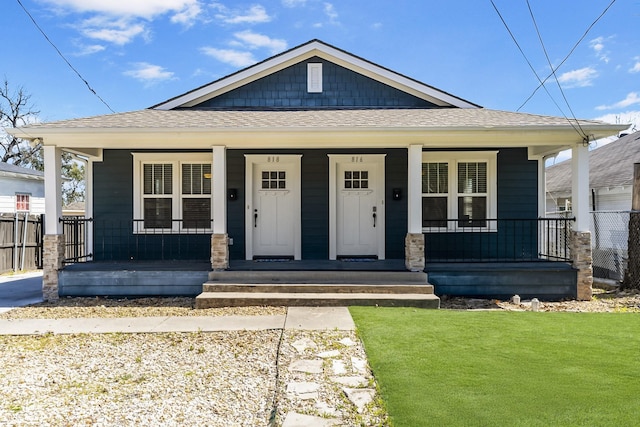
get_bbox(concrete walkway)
[0,271,44,314]
[0,306,355,335]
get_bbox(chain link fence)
[590,211,630,281]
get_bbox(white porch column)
[571,143,593,300]
[44,146,63,234]
[537,156,547,218]
[571,144,590,232]
[405,144,425,271]
[42,145,64,301]
[211,146,229,270]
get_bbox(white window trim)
[132,153,213,234]
[307,63,323,93]
[15,193,31,213]
[421,151,498,232]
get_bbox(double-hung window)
[134,153,212,233]
[421,152,497,231]
[15,194,31,212]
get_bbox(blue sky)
[2,0,639,136]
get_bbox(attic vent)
[307,63,322,93]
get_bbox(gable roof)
[0,162,44,180]
[546,131,640,193]
[152,39,481,110]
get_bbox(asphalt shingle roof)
[20,108,610,130]
[546,131,640,192]
[0,162,44,177]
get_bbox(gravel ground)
[440,287,640,312]
[0,297,286,319]
[0,331,280,426]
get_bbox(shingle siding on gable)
[193,57,439,109]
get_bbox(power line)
[518,0,617,112]
[526,0,588,140]
[15,0,116,114]
[489,0,586,139]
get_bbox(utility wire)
[518,0,617,112]
[15,0,116,114]
[526,0,588,140]
[489,0,585,138]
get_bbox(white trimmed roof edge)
[151,39,481,110]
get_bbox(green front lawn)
[350,308,640,427]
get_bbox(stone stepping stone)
[331,359,347,375]
[339,337,357,347]
[317,349,341,358]
[343,388,376,413]
[286,381,320,400]
[291,338,318,354]
[289,359,323,374]
[315,401,339,417]
[282,412,338,427]
[351,356,367,373]
[330,375,368,387]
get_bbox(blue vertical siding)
[193,57,438,109]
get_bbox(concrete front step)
[195,291,441,309]
[208,270,428,284]
[202,283,435,294]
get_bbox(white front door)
[245,155,301,260]
[329,155,385,259]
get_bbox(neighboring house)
[0,162,45,215]
[8,40,626,300]
[546,131,640,212]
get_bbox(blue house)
[9,40,626,302]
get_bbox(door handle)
[254,209,258,227]
[372,206,377,228]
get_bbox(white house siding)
[0,176,45,215]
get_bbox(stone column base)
[211,233,229,270]
[43,234,65,301]
[405,233,425,272]
[570,230,593,301]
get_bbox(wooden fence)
[0,214,43,274]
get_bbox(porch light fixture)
[203,173,212,179]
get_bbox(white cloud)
[200,47,256,67]
[593,110,640,129]
[630,57,640,73]
[589,36,610,63]
[596,92,640,111]
[79,17,146,45]
[42,0,202,45]
[73,44,106,56]
[557,66,598,88]
[233,31,287,54]
[123,62,175,82]
[41,0,201,21]
[371,22,383,30]
[282,0,306,6]
[171,3,202,27]
[211,4,271,24]
[323,2,338,23]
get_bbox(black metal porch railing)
[59,218,213,263]
[423,217,574,262]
